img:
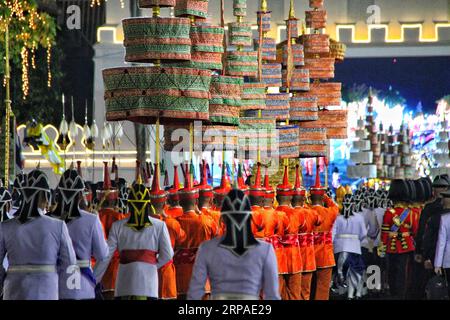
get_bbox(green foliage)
[8,42,65,125]
[0,0,62,125]
[380,86,406,107]
[342,83,381,103]
[0,0,57,74]
[439,95,450,105]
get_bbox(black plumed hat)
[388,179,409,203]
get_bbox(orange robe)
[276,205,306,300]
[98,208,128,293]
[296,206,322,300]
[175,211,218,295]
[253,207,285,274]
[201,207,223,236]
[158,214,186,299]
[311,196,339,300]
[277,205,306,274]
[165,205,183,219]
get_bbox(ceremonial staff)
[3,23,12,187]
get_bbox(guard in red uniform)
[276,165,306,300]
[212,162,232,212]
[174,164,218,299]
[291,164,321,300]
[379,179,419,299]
[309,161,338,301]
[165,165,183,219]
[197,160,221,234]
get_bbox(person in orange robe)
[97,161,128,300]
[260,166,289,297]
[249,163,272,238]
[165,165,184,219]
[276,165,306,300]
[212,161,233,235]
[309,161,339,301]
[198,160,221,232]
[147,163,187,300]
[291,164,322,300]
[174,164,218,299]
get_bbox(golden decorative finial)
[136,172,143,185]
[289,0,295,19]
[260,0,268,12]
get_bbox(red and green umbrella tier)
[138,0,175,8]
[209,75,244,126]
[281,43,305,67]
[233,0,247,17]
[165,24,224,71]
[254,37,277,62]
[298,127,328,158]
[257,11,272,34]
[305,10,327,30]
[302,57,335,79]
[226,50,258,77]
[122,17,192,63]
[228,22,253,47]
[103,66,212,124]
[244,93,290,121]
[277,125,300,159]
[282,68,310,91]
[241,82,267,111]
[289,96,319,121]
[302,34,330,55]
[175,0,210,19]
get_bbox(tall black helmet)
[220,189,259,257]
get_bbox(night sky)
[334,56,450,113]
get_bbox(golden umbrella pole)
[156,117,160,172]
[256,0,267,164]
[4,24,12,187]
[284,0,296,173]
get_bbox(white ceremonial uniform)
[187,237,281,300]
[333,214,368,255]
[59,210,109,300]
[94,218,173,298]
[434,213,450,268]
[0,215,77,300]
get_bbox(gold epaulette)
[389,208,396,213]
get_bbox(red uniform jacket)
[381,205,419,254]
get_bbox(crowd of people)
[0,158,449,300]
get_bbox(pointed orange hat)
[264,166,275,199]
[237,163,249,195]
[293,164,306,196]
[310,159,326,196]
[277,165,293,196]
[150,163,167,203]
[213,162,232,197]
[179,163,199,200]
[249,162,266,197]
[197,159,213,197]
[96,161,118,201]
[167,165,181,201]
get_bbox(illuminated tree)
[0,0,57,98]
